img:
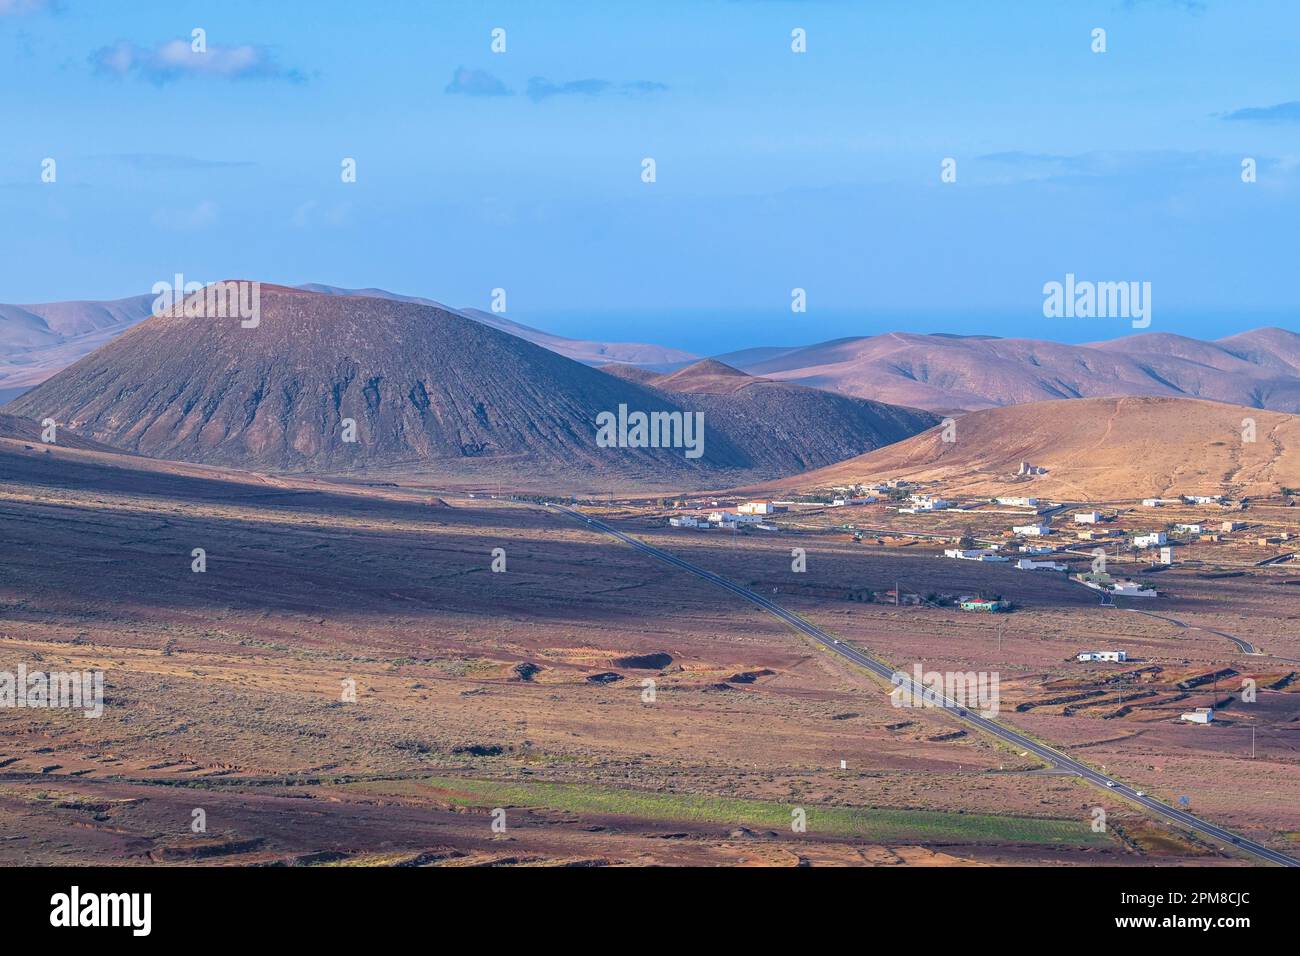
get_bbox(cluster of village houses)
[662,488,1244,725]
[937,493,1286,597]
[665,487,1284,601]
[668,500,787,529]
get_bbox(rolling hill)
[719,328,1300,415]
[301,283,698,368]
[0,285,696,404]
[603,359,942,474]
[0,293,155,400]
[7,287,934,490]
[744,396,1300,501]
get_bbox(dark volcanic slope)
[11,289,938,486]
[301,283,698,368]
[600,359,942,475]
[0,412,122,452]
[10,287,751,482]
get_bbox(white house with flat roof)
[905,495,949,511]
[1016,558,1067,571]
[944,548,1008,562]
[1113,580,1157,597]
[1013,523,1050,536]
[1074,511,1103,524]
[1133,532,1167,548]
[1077,651,1127,662]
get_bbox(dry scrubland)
[0,437,1244,866]
[748,396,1300,502]
[614,507,1300,855]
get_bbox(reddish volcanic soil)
[0,438,1243,866]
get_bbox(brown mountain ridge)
[718,328,1300,415]
[743,396,1300,501]
[9,286,936,490]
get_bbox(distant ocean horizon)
[515,307,1300,357]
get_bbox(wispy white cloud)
[92,153,255,171]
[1122,0,1207,11]
[0,0,54,14]
[290,199,352,229]
[527,76,668,102]
[1222,101,1300,124]
[91,39,305,84]
[150,199,219,232]
[977,149,1235,183]
[444,66,511,97]
[443,67,668,103]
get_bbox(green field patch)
[375,776,1111,847]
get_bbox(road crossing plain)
[0,440,1292,865]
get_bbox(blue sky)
[2,0,1298,353]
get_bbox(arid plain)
[3,427,1297,866]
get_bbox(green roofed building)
[959,599,1003,612]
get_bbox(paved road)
[1257,550,1299,567]
[546,504,1298,867]
[1122,608,1258,655]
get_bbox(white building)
[1173,523,1202,534]
[1158,546,1174,565]
[996,496,1039,507]
[708,512,761,526]
[1074,512,1103,524]
[1016,559,1067,571]
[669,516,700,528]
[737,501,775,515]
[1019,545,1054,554]
[1077,651,1128,662]
[1133,532,1167,548]
[1113,580,1157,597]
[944,548,1007,562]
[1013,524,1050,536]
[1180,707,1214,724]
[1184,495,1223,506]
[907,495,950,512]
